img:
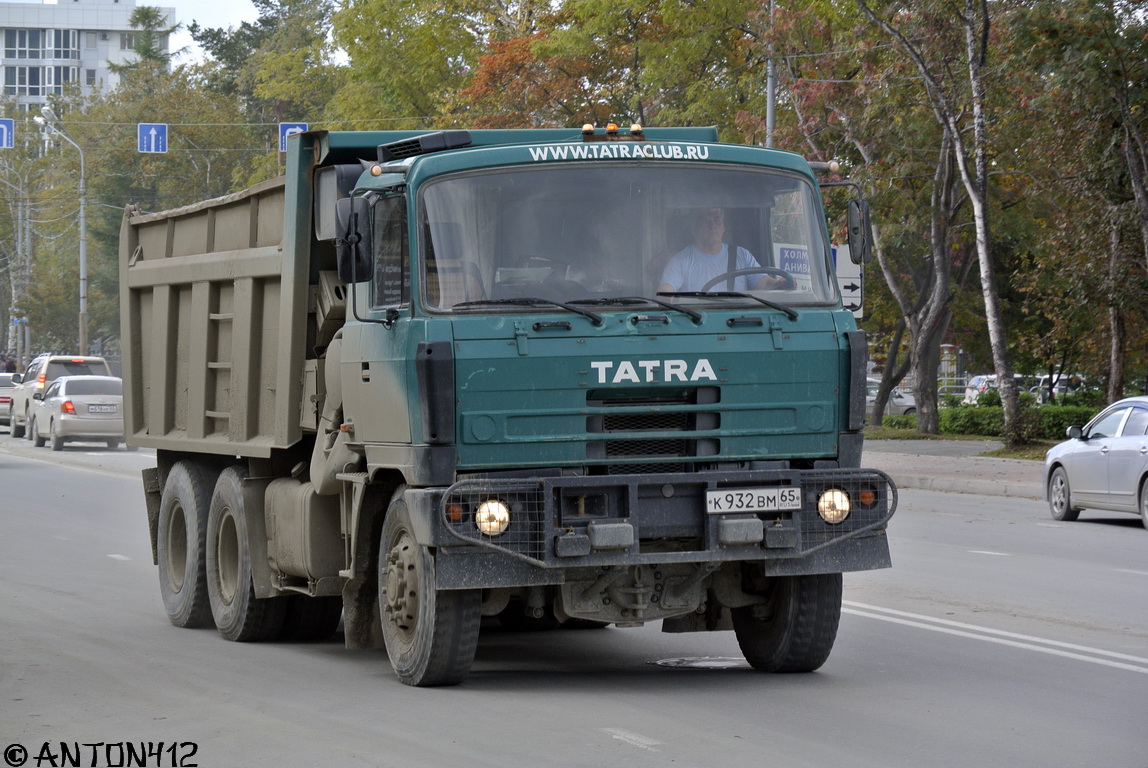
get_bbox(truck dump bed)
[119,176,310,457]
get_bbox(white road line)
[843,601,1148,674]
[1114,568,1148,577]
[969,550,1010,556]
[601,728,662,752]
[107,554,131,561]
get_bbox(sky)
[162,0,259,62]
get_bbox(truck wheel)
[279,595,343,642]
[732,573,842,673]
[379,495,481,686]
[1048,466,1080,521]
[205,466,286,641]
[156,461,215,628]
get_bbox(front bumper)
[413,468,896,586]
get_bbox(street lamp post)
[34,106,87,355]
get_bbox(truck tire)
[156,461,215,628]
[279,596,343,642]
[732,573,842,673]
[379,494,481,686]
[205,466,286,642]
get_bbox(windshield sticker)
[528,143,710,162]
[776,244,815,293]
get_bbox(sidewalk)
[863,439,1046,500]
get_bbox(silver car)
[1045,396,1148,529]
[867,378,916,422]
[0,372,14,426]
[29,375,126,451]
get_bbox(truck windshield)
[418,162,837,312]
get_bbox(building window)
[85,32,97,49]
[4,66,45,96]
[120,33,134,50]
[5,29,45,60]
[85,69,96,86]
[51,30,80,59]
[47,66,76,94]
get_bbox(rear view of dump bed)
[119,176,312,457]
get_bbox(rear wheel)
[49,421,64,451]
[31,416,45,448]
[107,438,121,449]
[205,466,285,641]
[1048,466,1080,521]
[379,492,481,686]
[10,407,24,438]
[732,573,842,673]
[1139,480,1148,531]
[156,461,216,628]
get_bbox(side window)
[372,196,409,308]
[45,382,61,398]
[25,361,42,381]
[1086,408,1128,439]
[1121,408,1148,437]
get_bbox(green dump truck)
[120,125,896,686]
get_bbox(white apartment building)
[1,0,174,111]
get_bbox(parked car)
[28,375,127,451]
[1044,396,1148,529]
[1030,373,1085,404]
[962,374,1032,404]
[867,378,916,422]
[8,355,112,438]
[0,372,15,426]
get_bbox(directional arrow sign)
[833,244,864,320]
[0,118,14,149]
[138,123,168,154]
[279,122,308,152]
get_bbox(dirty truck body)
[121,127,895,686]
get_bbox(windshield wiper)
[657,291,799,321]
[568,296,703,324]
[453,297,604,326]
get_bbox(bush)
[883,413,918,430]
[935,404,1099,440]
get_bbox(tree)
[109,6,182,74]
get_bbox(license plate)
[88,404,117,414]
[706,487,802,514]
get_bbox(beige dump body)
[119,176,312,457]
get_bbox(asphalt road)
[1,439,1145,768]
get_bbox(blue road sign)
[0,118,14,149]
[138,123,168,154]
[279,122,308,152]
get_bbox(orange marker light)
[446,504,464,522]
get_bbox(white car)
[29,375,126,451]
[8,355,113,437]
[1044,396,1148,529]
[0,372,15,426]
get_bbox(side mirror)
[11,373,22,384]
[336,197,373,284]
[847,199,872,265]
[32,392,43,401]
[1067,425,1083,440]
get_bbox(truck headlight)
[475,499,511,536]
[817,489,851,524]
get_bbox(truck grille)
[586,387,719,474]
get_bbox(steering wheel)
[700,267,795,293]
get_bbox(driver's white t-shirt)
[659,244,762,292]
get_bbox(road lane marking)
[843,601,1148,674]
[601,728,662,752]
[969,550,1010,556]
[107,554,131,561]
[1114,568,1148,577]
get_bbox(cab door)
[1069,406,1129,507]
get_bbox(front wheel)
[379,492,481,686]
[1048,466,1080,521]
[732,573,842,673]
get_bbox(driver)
[657,208,791,292]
